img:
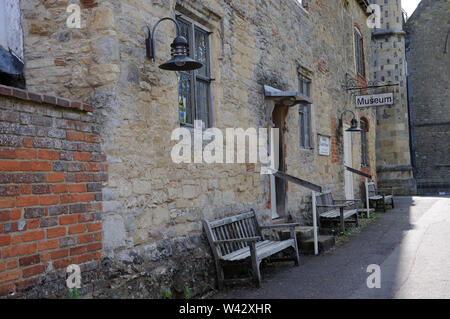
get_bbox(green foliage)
[63,287,80,299]
[203,265,209,279]
[162,289,172,299]
[184,285,190,300]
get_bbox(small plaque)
[318,134,330,156]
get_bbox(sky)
[402,0,422,18]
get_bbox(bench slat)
[209,211,255,228]
[221,240,274,261]
[320,209,358,219]
[257,239,294,260]
[220,240,294,261]
[320,209,340,218]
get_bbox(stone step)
[279,226,315,242]
[300,235,335,255]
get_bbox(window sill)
[299,147,314,154]
[178,122,211,131]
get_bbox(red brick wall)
[0,85,105,298]
[331,117,339,163]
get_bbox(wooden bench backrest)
[203,210,261,257]
[315,191,334,214]
[367,182,377,197]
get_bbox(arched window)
[360,118,369,166]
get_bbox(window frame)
[175,13,214,128]
[354,26,365,78]
[298,76,312,150]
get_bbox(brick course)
[0,87,105,297]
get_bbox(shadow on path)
[212,196,449,299]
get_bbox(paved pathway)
[215,196,450,299]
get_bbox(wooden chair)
[314,191,360,233]
[203,209,300,289]
[367,182,394,212]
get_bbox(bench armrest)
[260,223,300,230]
[213,236,261,245]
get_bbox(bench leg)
[290,228,300,266]
[339,207,345,233]
[391,197,395,209]
[250,242,262,287]
[215,261,225,290]
[382,197,386,212]
[355,211,359,227]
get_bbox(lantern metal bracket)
[146,17,181,61]
[339,109,362,132]
[342,73,399,93]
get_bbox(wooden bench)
[367,182,394,212]
[314,191,360,233]
[203,210,300,289]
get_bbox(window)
[298,77,312,149]
[354,26,365,77]
[0,0,25,88]
[176,15,213,128]
[360,119,369,166]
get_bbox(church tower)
[372,0,417,194]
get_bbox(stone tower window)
[176,14,213,128]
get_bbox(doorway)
[343,125,354,199]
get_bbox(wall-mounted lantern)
[146,17,203,71]
[339,110,362,132]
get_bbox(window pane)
[196,80,209,128]
[299,109,305,148]
[305,106,311,148]
[178,72,193,124]
[195,28,208,77]
[178,19,190,46]
[355,29,364,76]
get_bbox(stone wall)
[406,0,450,195]
[9,0,379,298]
[0,85,105,298]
